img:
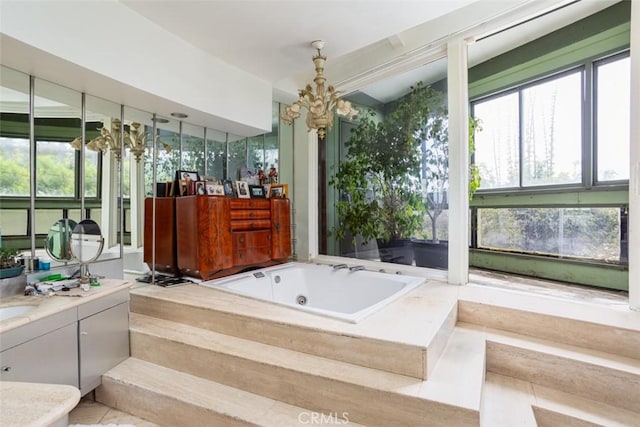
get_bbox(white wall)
[0,1,272,136]
[629,0,639,311]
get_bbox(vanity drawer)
[230,209,270,221]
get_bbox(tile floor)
[69,393,158,426]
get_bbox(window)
[477,207,623,263]
[0,137,30,196]
[36,140,76,197]
[473,69,583,190]
[595,54,630,182]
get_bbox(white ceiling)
[120,0,618,106]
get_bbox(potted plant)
[331,82,438,264]
[0,247,24,279]
[412,96,481,269]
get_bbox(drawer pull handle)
[1,366,11,372]
[80,331,89,336]
[239,237,245,243]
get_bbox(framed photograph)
[235,180,250,198]
[195,180,206,195]
[175,170,199,197]
[263,184,271,198]
[249,185,266,198]
[269,183,288,198]
[212,184,225,195]
[222,179,235,197]
[179,179,189,196]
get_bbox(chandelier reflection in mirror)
[70,119,172,162]
[281,40,358,140]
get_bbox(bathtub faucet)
[349,265,365,272]
[332,263,348,270]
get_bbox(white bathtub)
[199,262,425,323]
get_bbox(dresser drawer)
[230,209,270,221]
[233,230,271,249]
[234,246,271,266]
[230,219,271,231]
[230,199,270,210]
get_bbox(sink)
[0,305,36,322]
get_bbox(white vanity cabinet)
[0,284,130,395]
[78,289,130,395]
[0,316,78,386]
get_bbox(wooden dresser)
[143,197,178,274]
[174,196,291,279]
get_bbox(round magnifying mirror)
[45,218,78,261]
[70,219,104,263]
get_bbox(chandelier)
[281,40,358,139]
[70,119,171,162]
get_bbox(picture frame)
[175,170,200,197]
[179,179,189,196]
[263,184,271,198]
[269,183,288,198]
[195,180,206,195]
[222,179,235,197]
[235,180,250,198]
[249,185,266,198]
[212,184,225,196]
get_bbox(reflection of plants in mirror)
[420,92,482,242]
[0,247,20,269]
[331,82,440,244]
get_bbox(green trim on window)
[469,1,630,100]
[471,188,628,208]
[470,249,628,291]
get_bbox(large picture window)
[473,69,583,190]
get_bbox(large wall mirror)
[0,67,124,269]
[1,64,287,279]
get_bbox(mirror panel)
[149,116,180,187]
[0,66,30,199]
[181,122,205,176]
[227,134,246,180]
[45,218,77,261]
[205,128,226,181]
[34,79,81,199]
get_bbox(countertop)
[0,279,130,334]
[0,381,81,427]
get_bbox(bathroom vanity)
[0,279,130,395]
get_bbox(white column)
[128,155,145,248]
[291,122,317,261]
[447,38,470,285]
[629,0,640,311]
[100,150,118,250]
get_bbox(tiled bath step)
[458,284,640,360]
[479,323,640,414]
[129,313,486,427]
[481,372,640,427]
[130,282,458,380]
[96,357,358,427]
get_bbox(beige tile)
[129,315,480,426]
[532,383,640,427]
[101,407,160,427]
[486,331,640,413]
[68,399,110,425]
[481,372,536,427]
[458,284,640,360]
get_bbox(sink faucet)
[349,265,365,272]
[332,264,348,270]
